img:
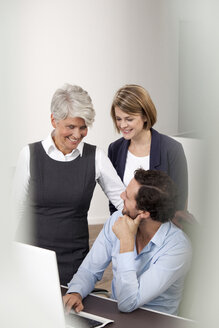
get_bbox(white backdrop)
[3,0,182,224]
[1,1,219,326]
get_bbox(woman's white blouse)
[123,150,150,187]
[12,133,125,234]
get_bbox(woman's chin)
[121,133,132,140]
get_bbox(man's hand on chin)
[112,214,143,253]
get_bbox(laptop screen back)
[13,242,66,328]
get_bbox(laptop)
[13,242,113,328]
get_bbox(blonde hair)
[111,84,157,132]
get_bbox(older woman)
[13,84,124,285]
[108,84,188,216]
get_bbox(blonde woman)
[108,84,188,216]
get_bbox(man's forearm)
[115,252,139,312]
[67,266,97,299]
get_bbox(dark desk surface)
[61,287,197,328]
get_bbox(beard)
[122,208,138,220]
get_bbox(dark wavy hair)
[134,169,177,223]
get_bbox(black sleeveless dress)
[20,141,96,285]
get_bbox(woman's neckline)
[128,129,151,157]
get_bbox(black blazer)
[108,128,188,213]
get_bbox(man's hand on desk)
[63,292,84,313]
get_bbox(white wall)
[2,0,181,224]
[169,1,219,325]
[1,0,219,326]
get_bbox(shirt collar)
[150,221,171,247]
[43,131,84,157]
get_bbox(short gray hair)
[51,84,95,127]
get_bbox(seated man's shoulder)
[105,210,122,226]
[155,222,192,273]
[103,211,123,238]
[168,222,192,252]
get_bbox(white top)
[123,151,150,186]
[12,133,125,233]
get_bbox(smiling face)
[120,178,141,219]
[51,115,88,154]
[115,106,146,140]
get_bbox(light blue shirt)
[67,211,192,315]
